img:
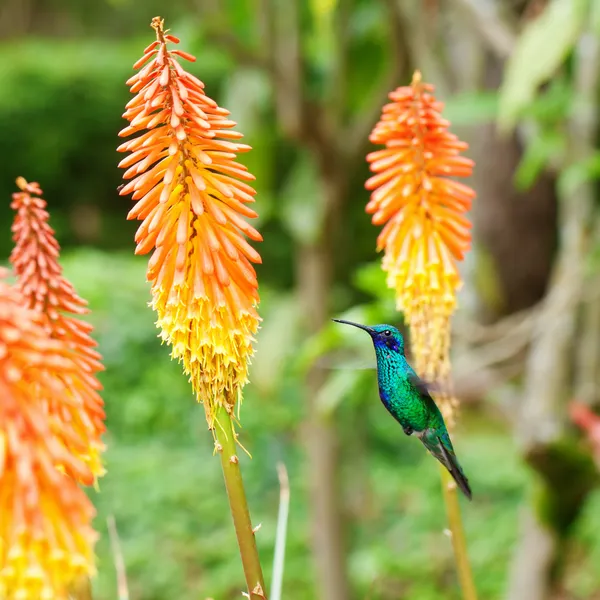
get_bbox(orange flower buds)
[366,71,475,313]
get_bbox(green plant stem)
[439,466,478,600]
[215,404,267,599]
[70,577,93,600]
[270,463,290,600]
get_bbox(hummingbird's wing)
[408,373,434,396]
[407,372,447,399]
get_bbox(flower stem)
[270,463,290,600]
[70,577,93,600]
[439,466,477,600]
[215,404,267,599]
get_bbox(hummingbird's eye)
[384,330,391,337]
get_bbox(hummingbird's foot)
[403,426,414,436]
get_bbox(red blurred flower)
[570,402,600,467]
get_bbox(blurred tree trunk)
[396,2,557,329]
[408,5,599,600]
[0,0,33,38]
[445,4,600,598]
[271,0,353,592]
[299,195,350,600]
[470,57,558,320]
[263,4,407,598]
[506,29,600,600]
[437,1,558,320]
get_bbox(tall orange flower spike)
[0,271,97,600]
[366,71,475,421]
[117,17,261,429]
[10,177,106,481]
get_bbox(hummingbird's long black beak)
[331,318,374,334]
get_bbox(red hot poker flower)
[117,17,261,428]
[10,177,106,481]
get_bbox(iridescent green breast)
[375,349,431,431]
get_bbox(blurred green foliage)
[0,31,378,292]
[0,40,133,251]
[54,249,600,599]
[497,0,600,197]
[497,0,588,132]
[0,34,235,254]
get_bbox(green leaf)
[309,0,337,20]
[585,238,600,274]
[520,76,572,123]
[353,261,388,297]
[514,129,565,190]
[592,0,600,35]
[442,91,499,126]
[497,0,588,132]
[250,293,300,395]
[293,304,374,374]
[220,69,270,136]
[221,70,276,225]
[315,368,369,416]
[279,151,325,244]
[558,151,600,198]
[306,0,337,84]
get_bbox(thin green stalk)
[439,466,477,600]
[70,577,93,600]
[270,463,290,600]
[215,404,267,599]
[107,515,129,600]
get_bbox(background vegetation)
[2,1,600,599]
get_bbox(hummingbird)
[332,319,472,500]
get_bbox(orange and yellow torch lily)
[117,18,265,598]
[10,177,106,481]
[117,17,261,431]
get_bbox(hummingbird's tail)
[437,439,472,500]
[420,430,472,500]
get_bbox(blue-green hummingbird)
[332,319,472,500]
